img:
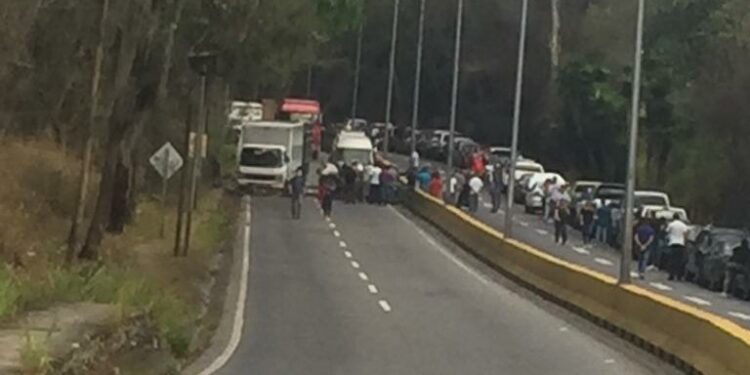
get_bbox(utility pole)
[504,0,529,237]
[447,0,464,170]
[174,96,192,257]
[619,0,646,285]
[185,51,217,256]
[383,0,400,153]
[351,21,364,119]
[306,64,313,97]
[410,0,427,158]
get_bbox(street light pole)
[619,0,646,284]
[351,21,364,119]
[447,0,464,170]
[503,0,529,237]
[384,0,400,153]
[410,0,426,158]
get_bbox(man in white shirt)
[665,214,690,281]
[468,174,484,213]
[368,165,383,204]
[410,150,420,169]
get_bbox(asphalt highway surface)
[216,195,680,374]
[385,153,750,327]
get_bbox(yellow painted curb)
[405,187,750,375]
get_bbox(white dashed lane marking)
[378,300,392,313]
[329,223,336,229]
[333,230,341,237]
[368,284,379,294]
[728,311,750,321]
[604,359,616,365]
[351,261,360,269]
[594,258,614,266]
[571,246,591,255]
[683,296,712,306]
[535,229,548,235]
[339,241,347,248]
[519,221,530,227]
[344,251,352,258]
[358,272,369,281]
[649,282,673,291]
[483,203,492,209]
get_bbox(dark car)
[685,227,748,291]
[594,183,625,206]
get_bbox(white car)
[506,159,545,184]
[523,172,567,213]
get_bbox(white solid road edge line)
[197,198,252,375]
[389,206,489,286]
[378,300,392,312]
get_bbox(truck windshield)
[635,195,668,207]
[341,149,372,165]
[240,148,283,168]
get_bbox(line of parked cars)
[344,119,750,300]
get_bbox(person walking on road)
[553,199,570,245]
[289,167,305,219]
[634,219,656,279]
[468,173,484,213]
[368,164,383,204]
[320,173,338,219]
[666,213,690,281]
[722,239,750,298]
[341,163,357,204]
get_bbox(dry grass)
[0,137,231,365]
[0,137,81,266]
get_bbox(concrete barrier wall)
[404,188,750,375]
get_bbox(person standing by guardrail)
[722,239,750,297]
[468,173,484,213]
[580,200,596,246]
[634,219,655,279]
[553,198,570,245]
[666,213,690,281]
[488,164,504,213]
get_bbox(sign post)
[149,142,184,238]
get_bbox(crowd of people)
[291,146,746,298]
[307,157,400,219]
[403,148,710,283]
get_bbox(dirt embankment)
[0,138,236,374]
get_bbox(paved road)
[386,153,750,327]
[217,195,678,374]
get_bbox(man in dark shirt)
[634,220,656,279]
[289,167,305,219]
[579,201,596,245]
[723,239,750,297]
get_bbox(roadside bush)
[0,266,20,319]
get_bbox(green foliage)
[19,331,52,374]
[557,58,628,179]
[0,266,20,319]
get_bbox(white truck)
[237,121,305,189]
[330,131,374,166]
